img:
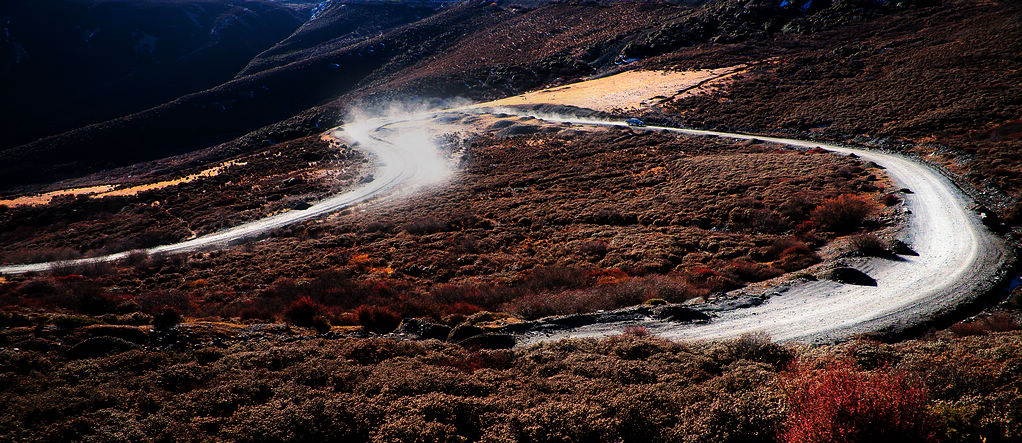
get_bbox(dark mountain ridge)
[0,0,948,191]
[0,0,304,149]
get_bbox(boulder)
[544,313,598,328]
[653,305,711,322]
[827,267,877,286]
[396,318,451,340]
[448,324,486,342]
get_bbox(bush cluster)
[6,329,1022,442]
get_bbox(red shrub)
[591,268,630,286]
[882,193,902,206]
[355,305,401,334]
[686,267,740,293]
[781,245,813,258]
[774,240,822,272]
[811,194,877,233]
[429,283,514,311]
[443,301,485,316]
[691,267,718,280]
[782,364,940,443]
[284,296,324,327]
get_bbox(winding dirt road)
[513,115,1010,344]
[0,110,1009,345]
[0,115,454,275]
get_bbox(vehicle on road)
[625,118,645,127]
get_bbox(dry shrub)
[153,308,182,331]
[782,364,940,443]
[262,278,303,302]
[519,265,588,292]
[598,275,699,305]
[579,239,609,256]
[882,193,902,206]
[433,350,514,374]
[728,260,783,283]
[850,233,890,257]
[950,313,1021,336]
[729,208,789,233]
[623,326,649,337]
[284,296,324,327]
[137,291,193,315]
[355,305,401,334]
[779,194,817,222]
[811,194,877,233]
[50,260,114,278]
[504,290,601,319]
[504,274,701,319]
[711,332,794,369]
[66,285,122,315]
[403,216,447,234]
[123,251,150,271]
[593,208,634,225]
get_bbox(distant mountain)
[0,0,303,148]
[237,1,444,77]
[0,0,939,191]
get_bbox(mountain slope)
[0,0,303,149]
[0,0,957,192]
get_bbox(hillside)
[0,0,937,191]
[0,0,304,149]
[0,1,1020,441]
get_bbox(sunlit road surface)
[513,114,1008,344]
[0,114,452,275]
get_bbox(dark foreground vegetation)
[1,310,1022,442]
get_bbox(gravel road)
[1,111,1009,346]
[515,116,1010,344]
[0,116,452,274]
